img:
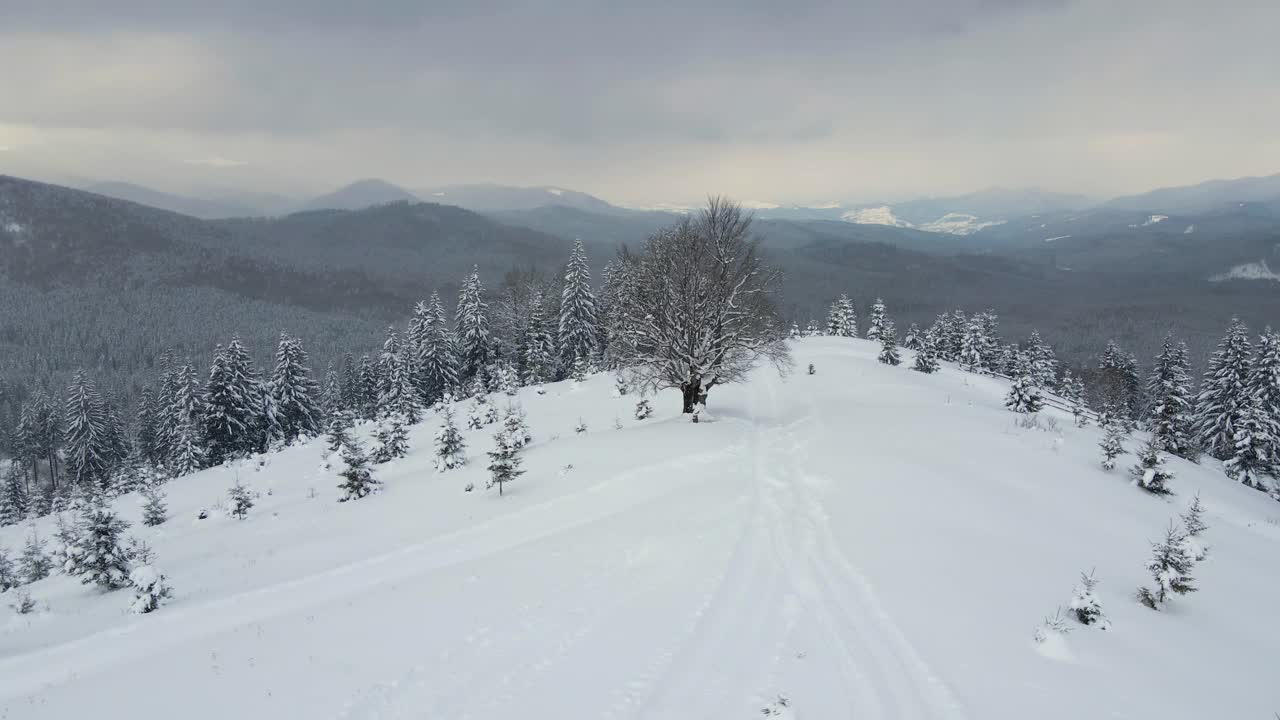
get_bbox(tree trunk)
[681,378,702,414]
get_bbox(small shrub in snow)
[141,483,168,526]
[9,589,36,615]
[483,404,500,425]
[1129,437,1174,495]
[1015,414,1043,431]
[19,527,52,584]
[613,373,629,397]
[68,504,132,589]
[807,363,815,375]
[126,537,155,565]
[1179,494,1209,561]
[338,439,380,502]
[435,406,468,472]
[761,695,792,717]
[486,426,526,496]
[128,565,173,614]
[1004,376,1043,413]
[463,482,474,493]
[575,418,588,434]
[466,403,484,430]
[1137,521,1197,610]
[1099,416,1126,471]
[634,398,653,420]
[371,414,410,463]
[0,548,16,592]
[1033,607,1071,644]
[227,481,254,520]
[1068,569,1108,628]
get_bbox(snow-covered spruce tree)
[128,564,173,614]
[1061,369,1088,427]
[1145,334,1195,458]
[1180,494,1209,561]
[1069,569,1106,627]
[958,316,985,371]
[1223,401,1273,489]
[977,311,1004,373]
[1099,340,1142,424]
[635,397,654,419]
[141,482,168,526]
[502,405,532,449]
[325,410,354,454]
[456,266,492,384]
[270,332,322,444]
[20,526,53,583]
[421,291,462,404]
[1137,522,1196,610]
[1099,411,1126,470]
[902,322,922,351]
[405,300,433,396]
[380,350,422,425]
[227,480,254,519]
[1025,330,1058,388]
[613,372,629,397]
[1247,327,1280,472]
[355,354,380,421]
[338,438,380,501]
[1004,374,1043,414]
[69,503,132,589]
[134,386,162,469]
[203,339,266,465]
[496,363,519,396]
[64,369,113,492]
[371,414,409,464]
[434,405,467,472]
[375,327,403,411]
[865,298,887,342]
[609,200,790,413]
[0,464,29,526]
[1129,437,1175,495]
[558,239,598,376]
[878,325,901,366]
[575,417,588,434]
[0,549,16,593]
[486,425,526,496]
[523,289,557,386]
[160,362,205,475]
[826,294,858,338]
[466,397,485,430]
[804,319,820,337]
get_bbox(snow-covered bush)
[613,373,629,397]
[9,589,36,615]
[19,527,53,584]
[1137,522,1197,610]
[1068,569,1108,628]
[1033,607,1071,644]
[575,418,588,434]
[0,548,17,592]
[128,565,173,614]
[1129,437,1174,495]
[372,415,409,463]
[635,398,653,420]
[807,363,815,375]
[227,481,254,519]
[1004,376,1043,413]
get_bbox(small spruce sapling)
[338,438,380,501]
[877,326,901,366]
[1099,413,1126,471]
[613,373,629,397]
[486,426,526,496]
[575,418,588,434]
[1129,437,1174,495]
[1033,607,1071,645]
[1137,521,1197,609]
[434,405,468,471]
[325,411,353,455]
[372,414,409,463]
[466,401,485,430]
[807,363,816,376]
[1179,494,1209,561]
[10,589,36,615]
[502,406,532,449]
[128,565,173,614]
[1068,569,1108,628]
[0,548,16,592]
[20,527,53,583]
[227,481,254,519]
[1004,375,1043,413]
[635,398,653,420]
[141,483,168,526]
[70,504,132,589]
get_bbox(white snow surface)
[918,213,1005,235]
[1043,235,1071,243]
[1142,214,1169,226]
[3,338,1279,720]
[841,205,913,228]
[1210,260,1280,282]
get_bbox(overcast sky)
[1,0,1277,206]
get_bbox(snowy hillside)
[3,338,1279,720]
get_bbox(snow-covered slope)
[3,339,1278,720]
[840,205,913,227]
[1210,260,1280,282]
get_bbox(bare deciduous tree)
[612,198,791,413]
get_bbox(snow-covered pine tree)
[1004,374,1043,414]
[161,362,205,475]
[1099,340,1141,424]
[1180,494,1209,561]
[203,339,265,465]
[502,405,532,449]
[804,319,819,337]
[1247,327,1280,473]
[134,386,162,469]
[64,369,113,492]
[1025,331,1058,388]
[825,294,857,337]
[128,565,173,614]
[339,353,359,410]
[635,397,654,419]
[338,438,380,501]
[977,311,1004,373]
[324,410,354,455]
[912,332,940,374]
[523,289,556,386]
[141,482,168,526]
[320,365,342,421]
[355,354,380,421]
[1061,369,1088,427]
[466,396,485,429]
[0,549,16,593]
[959,317,985,371]
[371,414,409,463]
[378,348,422,425]
[19,526,53,583]
[0,464,29,526]
[405,300,434,398]
[434,405,467,472]
[1144,334,1195,458]
[1068,569,1106,627]
[866,298,887,342]
[1099,411,1126,470]
[902,323,922,351]
[456,266,492,384]
[1223,400,1273,489]
[1137,522,1196,609]
[789,322,801,339]
[877,324,901,366]
[1193,319,1254,460]
[486,424,526,496]
[1130,437,1175,495]
[227,480,254,519]
[421,291,461,404]
[69,503,132,589]
[270,333,322,444]
[558,240,598,376]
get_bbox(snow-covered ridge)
[1142,214,1168,226]
[840,206,1005,235]
[840,205,912,227]
[1210,260,1280,282]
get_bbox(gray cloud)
[2,0,1277,205]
